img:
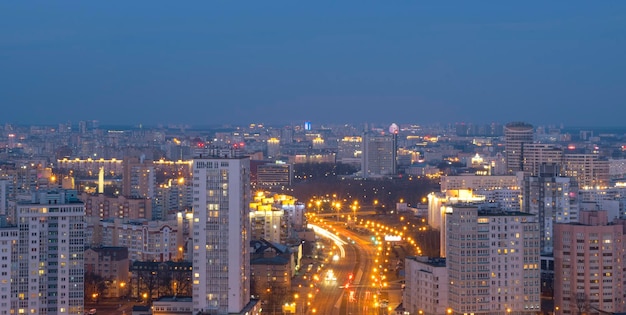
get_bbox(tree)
[157,268,173,297]
[85,272,108,303]
[137,270,159,303]
[574,292,589,315]
[171,268,192,296]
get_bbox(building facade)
[362,132,396,178]
[403,256,448,315]
[523,171,578,254]
[92,218,179,262]
[81,193,152,220]
[84,246,130,298]
[522,143,563,177]
[562,153,609,188]
[192,154,253,314]
[0,226,18,315]
[553,211,626,315]
[504,122,534,173]
[446,205,540,314]
[16,190,85,315]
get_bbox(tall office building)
[446,205,540,314]
[255,162,292,188]
[266,138,281,158]
[362,127,397,178]
[337,136,362,165]
[504,122,534,173]
[554,211,626,315]
[16,190,85,315]
[192,153,255,314]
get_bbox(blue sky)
[1,2,625,127]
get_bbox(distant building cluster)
[1,120,626,314]
[408,121,626,315]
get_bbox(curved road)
[308,221,392,315]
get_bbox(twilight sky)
[1,2,625,127]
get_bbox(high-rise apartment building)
[522,143,563,176]
[522,166,578,254]
[122,156,156,199]
[0,180,10,217]
[16,190,85,315]
[505,122,534,173]
[192,153,255,314]
[553,211,626,315]
[446,205,540,314]
[0,225,18,315]
[562,153,609,188]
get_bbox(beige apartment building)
[553,211,626,315]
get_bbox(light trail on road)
[308,223,347,258]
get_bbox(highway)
[308,220,398,315]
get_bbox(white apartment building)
[17,190,85,315]
[476,188,521,212]
[446,205,540,314]
[578,185,626,220]
[192,154,253,314]
[403,256,448,315]
[0,227,18,315]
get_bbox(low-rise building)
[152,296,193,315]
[250,239,295,300]
[84,246,130,298]
[91,218,180,262]
[403,256,448,315]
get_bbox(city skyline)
[1,2,626,126]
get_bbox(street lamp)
[294,293,301,315]
[352,200,358,222]
[119,282,126,298]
